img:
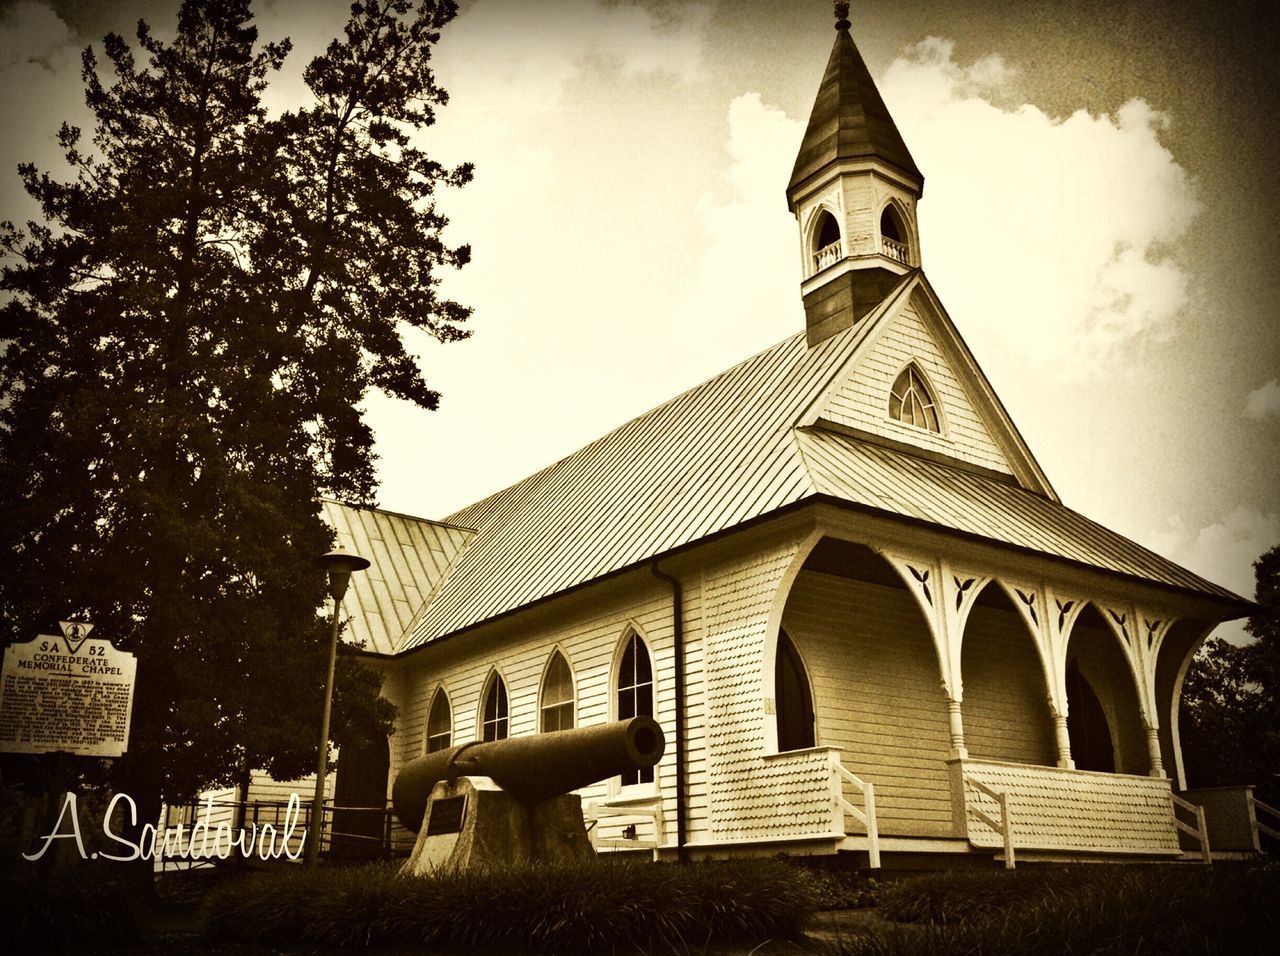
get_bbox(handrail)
[964,773,1016,869]
[159,797,414,864]
[1171,793,1212,864]
[585,800,665,853]
[833,758,880,868]
[1251,794,1280,843]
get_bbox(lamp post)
[308,549,370,867]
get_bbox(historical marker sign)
[0,622,137,757]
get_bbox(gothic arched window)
[880,204,910,265]
[426,687,452,753]
[617,633,655,785]
[481,673,509,742]
[889,364,940,433]
[775,630,815,752]
[540,650,575,732]
[811,209,843,273]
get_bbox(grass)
[205,857,819,953]
[824,863,1280,955]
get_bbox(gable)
[811,282,1037,487]
[817,296,1012,475]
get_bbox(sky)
[2,0,1278,641]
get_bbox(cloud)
[879,37,1200,372]
[0,2,87,225]
[368,1,716,516]
[431,0,709,121]
[1150,506,1278,599]
[0,1,73,70]
[1146,506,1278,643]
[1245,378,1280,419]
[669,92,803,371]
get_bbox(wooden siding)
[959,759,1180,855]
[322,499,473,655]
[796,428,1240,601]
[782,571,955,837]
[390,578,679,847]
[701,538,844,840]
[821,300,1012,474]
[961,603,1057,766]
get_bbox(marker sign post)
[0,622,137,757]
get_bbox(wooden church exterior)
[322,9,1251,865]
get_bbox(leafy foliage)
[205,857,817,953]
[0,0,467,819]
[1180,545,1280,805]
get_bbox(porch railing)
[832,759,880,868]
[965,774,1016,869]
[1171,792,1212,864]
[585,800,665,855]
[956,759,1180,857]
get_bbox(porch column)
[1050,705,1074,770]
[1144,722,1165,777]
[946,698,968,759]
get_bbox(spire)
[787,4,925,348]
[787,3,922,201]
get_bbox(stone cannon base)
[402,775,594,875]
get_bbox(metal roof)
[320,498,473,655]
[788,21,923,198]
[396,273,1242,652]
[795,428,1242,602]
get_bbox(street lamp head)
[315,549,371,603]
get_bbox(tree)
[0,0,469,871]
[1179,545,1280,807]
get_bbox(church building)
[323,6,1253,865]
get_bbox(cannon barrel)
[392,716,664,833]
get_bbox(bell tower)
[788,3,924,346]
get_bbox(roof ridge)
[319,495,476,534]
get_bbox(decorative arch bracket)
[877,549,969,759]
[877,549,954,694]
[946,568,991,634]
[999,579,1065,717]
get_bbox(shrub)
[205,856,818,953]
[793,864,881,911]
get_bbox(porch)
[759,748,1197,866]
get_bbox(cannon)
[393,716,664,873]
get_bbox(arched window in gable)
[889,364,940,433]
[426,687,452,753]
[775,630,815,752]
[617,632,655,786]
[540,650,575,733]
[481,673,509,742]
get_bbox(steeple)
[789,3,925,347]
